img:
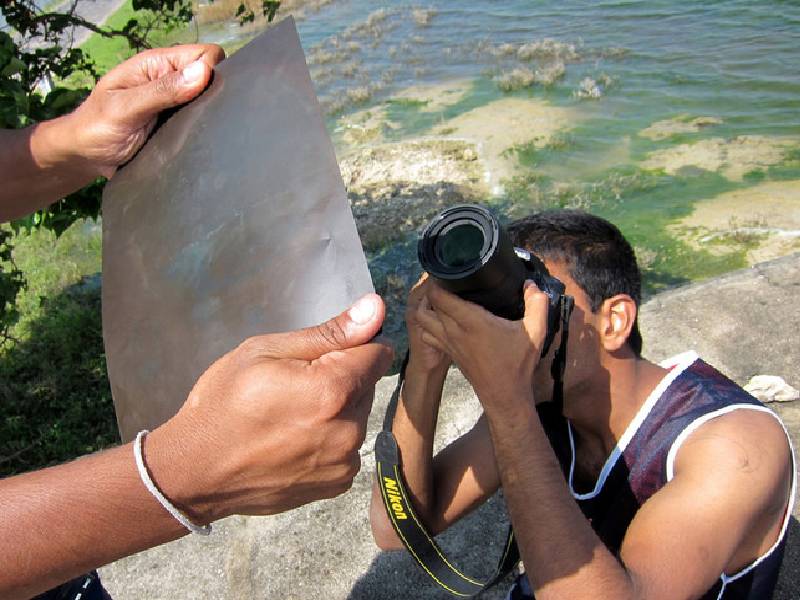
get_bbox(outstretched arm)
[0,294,393,599]
[0,44,224,222]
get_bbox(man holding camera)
[370,210,794,599]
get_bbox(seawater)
[202,0,800,296]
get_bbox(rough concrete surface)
[100,253,800,599]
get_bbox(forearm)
[0,425,204,598]
[0,116,100,223]
[391,360,449,519]
[371,360,448,546]
[483,394,638,600]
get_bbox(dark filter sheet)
[102,18,373,441]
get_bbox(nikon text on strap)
[375,355,519,597]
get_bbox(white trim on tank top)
[567,350,700,500]
[665,403,797,600]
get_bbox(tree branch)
[27,11,151,50]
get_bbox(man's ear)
[599,294,637,352]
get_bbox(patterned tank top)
[508,351,796,600]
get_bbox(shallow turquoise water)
[292,0,800,135]
[202,1,800,301]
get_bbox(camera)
[418,204,567,357]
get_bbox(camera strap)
[375,352,520,597]
[375,294,574,597]
[550,295,575,415]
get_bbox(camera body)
[418,204,566,357]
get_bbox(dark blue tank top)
[508,352,796,600]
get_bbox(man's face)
[531,259,604,405]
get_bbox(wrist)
[480,387,538,434]
[31,115,104,181]
[406,355,450,381]
[142,416,223,525]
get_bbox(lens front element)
[436,222,485,268]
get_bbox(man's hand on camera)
[406,274,451,376]
[64,44,225,179]
[145,293,393,523]
[416,280,549,417]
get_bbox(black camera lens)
[436,222,485,268]
[418,204,526,320]
[418,203,568,356]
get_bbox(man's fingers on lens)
[415,295,446,335]
[522,284,552,319]
[434,303,469,338]
[421,331,448,354]
[426,280,473,320]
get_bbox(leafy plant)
[1,0,283,472]
[0,1,281,345]
[234,1,282,26]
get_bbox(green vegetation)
[0,1,280,475]
[0,221,108,477]
[499,164,753,297]
[381,78,500,139]
[502,140,538,167]
[0,0,193,473]
[72,1,196,86]
[0,276,115,478]
[385,97,429,109]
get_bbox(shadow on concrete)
[774,516,800,600]
[348,491,515,600]
[350,500,800,600]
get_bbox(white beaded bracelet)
[134,429,212,536]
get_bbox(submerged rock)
[640,115,723,141]
[340,139,484,251]
[412,7,436,26]
[642,135,798,181]
[432,97,576,192]
[495,67,536,92]
[669,180,800,265]
[574,75,613,99]
[388,79,473,113]
[492,59,565,90]
[516,38,580,62]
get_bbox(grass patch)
[0,220,114,476]
[762,146,800,182]
[502,140,538,168]
[0,281,117,477]
[9,220,102,341]
[385,97,429,109]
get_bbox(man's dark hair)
[507,209,643,356]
